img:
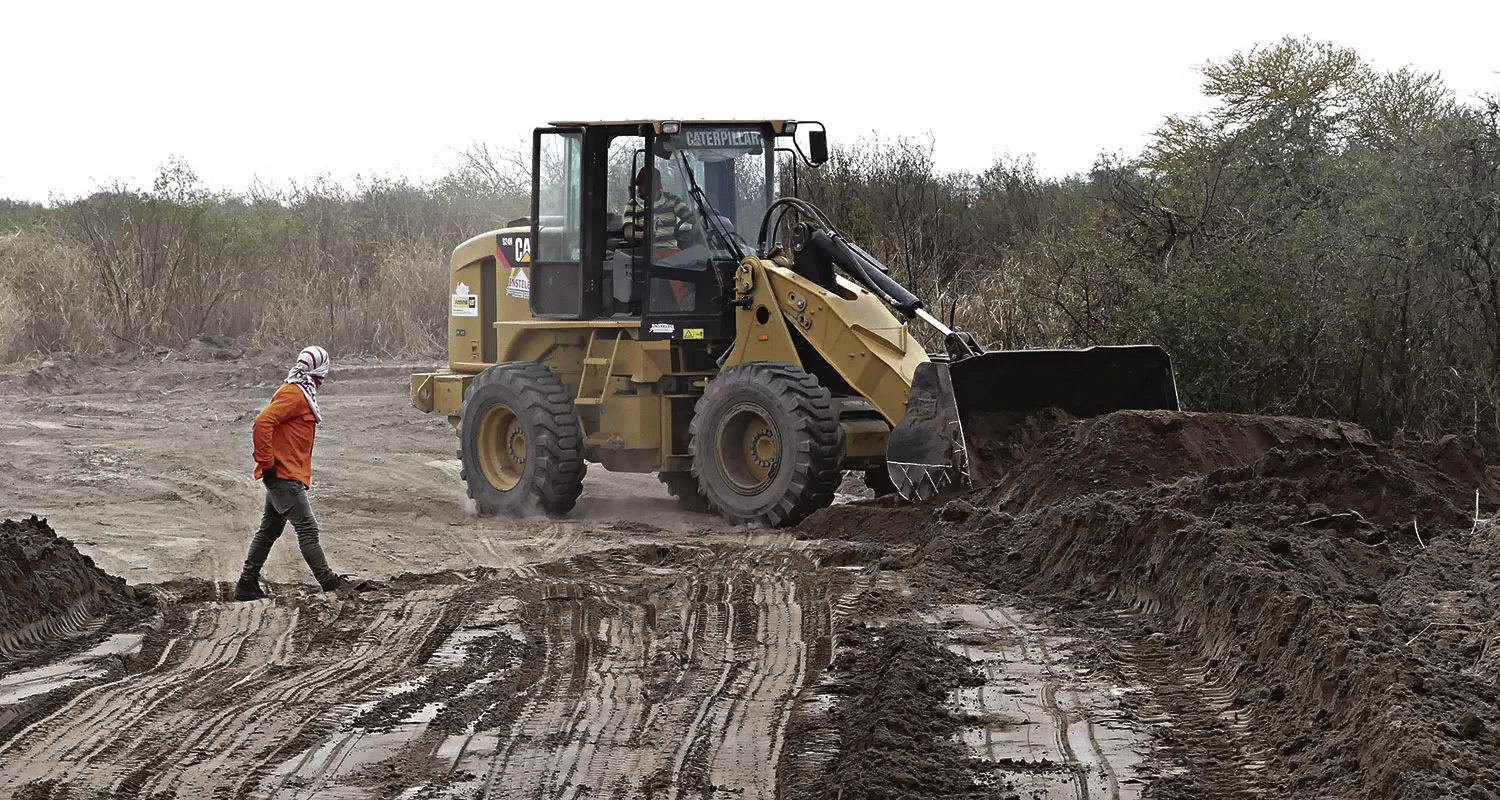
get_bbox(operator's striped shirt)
[623,191,695,250]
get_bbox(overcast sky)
[3,0,1497,203]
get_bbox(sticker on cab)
[507,269,531,299]
[451,289,478,317]
[649,323,675,335]
[683,328,704,340]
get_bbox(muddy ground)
[2,352,1497,799]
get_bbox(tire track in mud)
[1090,623,1274,798]
[935,604,1148,800]
[256,594,522,798]
[364,547,847,800]
[161,595,447,797]
[0,599,111,666]
[906,602,1224,800]
[0,604,256,772]
[466,575,731,797]
[0,545,851,799]
[0,589,460,796]
[702,577,808,796]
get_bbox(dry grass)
[0,225,451,362]
[255,237,449,358]
[0,164,516,362]
[924,265,1092,351]
[0,228,109,361]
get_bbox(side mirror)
[653,136,676,159]
[809,130,828,166]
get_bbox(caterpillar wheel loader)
[410,120,1179,527]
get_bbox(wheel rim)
[477,403,526,491]
[716,402,779,496]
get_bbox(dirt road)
[3,353,1495,798]
[0,355,738,587]
[0,355,1172,798]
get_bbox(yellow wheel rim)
[477,403,526,491]
[717,402,779,495]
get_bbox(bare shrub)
[0,227,107,360]
[50,161,251,350]
[254,236,448,358]
[0,143,531,364]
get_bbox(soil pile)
[0,516,138,660]
[811,410,1500,799]
[802,623,1003,800]
[969,409,1379,511]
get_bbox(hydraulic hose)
[806,231,923,317]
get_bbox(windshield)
[652,126,772,260]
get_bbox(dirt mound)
[20,357,75,392]
[859,411,1500,798]
[796,623,1000,800]
[970,409,1380,511]
[0,516,139,661]
[796,502,938,546]
[180,333,245,361]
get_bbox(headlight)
[661,120,681,134]
[784,120,798,134]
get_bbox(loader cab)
[528,121,782,343]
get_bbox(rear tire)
[457,362,586,516]
[689,362,841,528]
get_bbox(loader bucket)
[886,345,1179,501]
[947,344,1179,419]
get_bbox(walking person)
[235,346,369,601]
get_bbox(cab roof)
[546,120,798,135]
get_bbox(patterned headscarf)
[284,346,329,423]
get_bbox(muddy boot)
[234,577,270,601]
[321,575,372,598]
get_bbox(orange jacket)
[252,383,318,486]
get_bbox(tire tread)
[457,362,586,516]
[688,362,841,528]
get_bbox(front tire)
[457,362,585,516]
[688,362,841,527]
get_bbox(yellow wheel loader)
[411,120,1178,526]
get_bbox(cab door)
[529,127,589,319]
[638,132,743,344]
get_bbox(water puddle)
[0,633,145,705]
[924,605,1153,800]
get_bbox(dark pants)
[240,477,338,589]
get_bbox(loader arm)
[720,255,928,427]
[719,253,983,501]
[731,199,1181,502]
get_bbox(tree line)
[2,37,1497,447]
[0,155,526,362]
[799,38,1500,447]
